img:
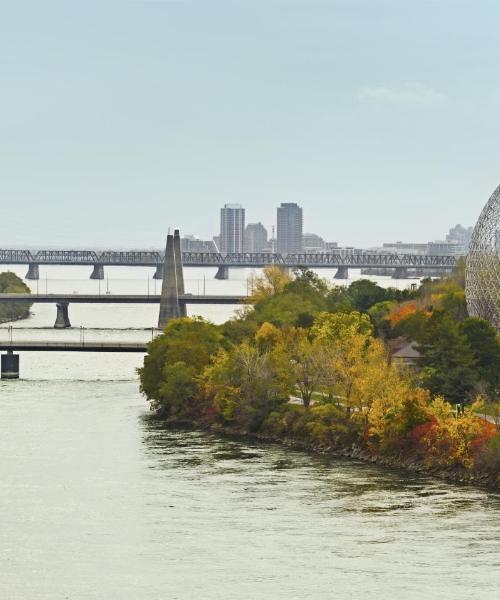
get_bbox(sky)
[1,0,500,249]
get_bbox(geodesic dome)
[465,185,500,332]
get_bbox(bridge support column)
[215,266,229,280]
[153,264,164,280]
[26,263,39,280]
[334,266,349,279]
[90,264,104,280]
[54,302,71,328]
[392,267,408,279]
[158,234,181,329]
[1,351,19,379]
[174,229,187,317]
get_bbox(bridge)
[0,293,247,328]
[0,341,147,352]
[0,248,458,280]
[0,229,458,378]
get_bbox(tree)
[138,317,223,408]
[157,362,199,416]
[277,327,325,409]
[459,318,500,399]
[203,340,292,428]
[440,290,468,321]
[248,266,292,302]
[347,279,387,312]
[311,310,373,341]
[0,272,32,324]
[368,300,396,338]
[417,311,477,403]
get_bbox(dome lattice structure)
[465,185,500,332]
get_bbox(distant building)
[262,237,277,253]
[277,203,303,254]
[220,204,245,254]
[446,224,473,251]
[382,242,428,254]
[302,233,325,253]
[325,242,339,252]
[181,235,217,253]
[245,222,268,253]
[427,241,466,256]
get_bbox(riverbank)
[163,416,500,491]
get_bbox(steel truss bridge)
[0,249,458,269]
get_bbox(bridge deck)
[0,294,247,304]
[0,249,459,268]
[0,341,147,352]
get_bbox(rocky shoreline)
[165,417,499,491]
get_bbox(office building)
[220,204,245,253]
[277,203,303,254]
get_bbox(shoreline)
[164,416,500,491]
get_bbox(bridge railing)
[0,250,35,264]
[98,251,163,265]
[34,250,100,264]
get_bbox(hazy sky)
[1,0,500,248]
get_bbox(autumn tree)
[139,317,223,412]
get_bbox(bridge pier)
[392,267,408,279]
[153,264,164,280]
[215,266,229,280]
[174,230,187,317]
[334,266,349,279]
[1,350,19,379]
[90,264,104,280]
[26,263,39,280]
[158,234,181,328]
[54,302,71,328]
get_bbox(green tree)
[0,272,31,323]
[417,311,477,403]
[367,300,396,338]
[459,318,500,399]
[347,279,387,312]
[441,290,468,321]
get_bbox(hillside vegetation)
[0,272,31,324]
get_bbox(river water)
[0,266,499,599]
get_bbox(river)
[0,266,499,599]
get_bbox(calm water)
[0,266,499,599]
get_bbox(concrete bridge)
[0,341,147,352]
[0,293,246,328]
[0,248,458,280]
[0,342,147,379]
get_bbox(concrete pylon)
[158,234,180,329]
[174,229,187,317]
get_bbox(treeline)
[0,272,31,323]
[139,267,500,484]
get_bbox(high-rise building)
[277,203,303,254]
[245,222,268,253]
[220,204,245,253]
